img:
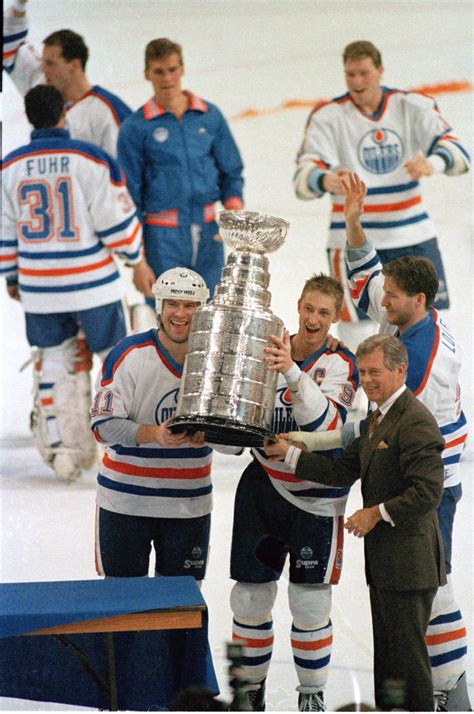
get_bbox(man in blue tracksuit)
[118,37,244,303]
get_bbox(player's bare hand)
[326,333,348,353]
[133,259,156,298]
[136,420,190,447]
[6,284,20,301]
[344,506,382,538]
[322,169,351,195]
[188,430,206,447]
[12,0,27,17]
[263,435,290,462]
[341,172,367,221]
[403,153,434,180]
[264,330,293,373]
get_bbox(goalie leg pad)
[33,336,97,480]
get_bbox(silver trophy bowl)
[168,210,289,446]
[219,209,288,254]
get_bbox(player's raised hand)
[403,152,434,180]
[341,172,367,222]
[322,169,352,195]
[264,330,293,373]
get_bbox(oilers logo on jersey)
[154,387,180,424]
[272,386,296,434]
[358,127,403,174]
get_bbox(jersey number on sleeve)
[91,390,114,417]
[18,178,80,242]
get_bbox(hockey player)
[229,275,358,712]
[1,85,146,482]
[293,40,470,348]
[3,0,132,158]
[91,269,217,581]
[290,173,471,712]
[117,38,244,307]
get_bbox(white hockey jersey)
[1,128,143,313]
[3,6,131,157]
[347,243,467,487]
[295,87,470,250]
[91,329,213,519]
[253,345,358,517]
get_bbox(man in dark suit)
[264,334,446,712]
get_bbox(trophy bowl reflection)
[168,210,289,446]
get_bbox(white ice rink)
[1,1,473,711]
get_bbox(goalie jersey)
[347,242,467,487]
[295,87,470,250]
[253,344,358,517]
[91,330,213,519]
[3,5,131,157]
[1,128,143,313]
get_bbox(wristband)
[317,173,327,193]
[428,153,448,174]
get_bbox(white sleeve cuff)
[284,444,302,471]
[427,154,447,174]
[379,503,395,527]
[284,362,301,390]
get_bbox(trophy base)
[168,415,276,447]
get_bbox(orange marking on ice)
[229,81,473,121]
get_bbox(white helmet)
[152,267,209,316]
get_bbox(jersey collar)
[143,91,208,120]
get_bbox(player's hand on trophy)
[263,434,292,462]
[136,420,191,447]
[188,430,206,447]
[341,172,367,222]
[403,152,435,179]
[264,330,293,373]
[132,259,156,298]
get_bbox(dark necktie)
[368,408,381,439]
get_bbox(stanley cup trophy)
[168,210,289,446]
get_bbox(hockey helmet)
[152,267,209,316]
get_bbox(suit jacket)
[295,388,446,591]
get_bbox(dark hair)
[145,38,183,70]
[24,85,65,129]
[44,29,89,70]
[343,40,383,68]
[300,273,344,313]
[382,255,439,308]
